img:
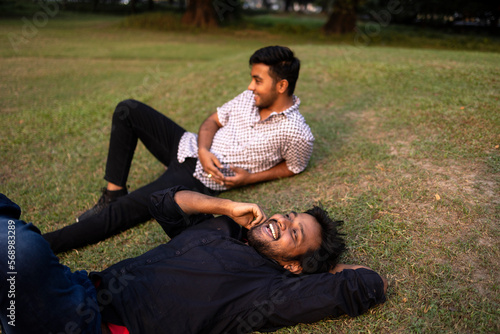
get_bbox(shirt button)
[202,238,207,244]
[146,259,152,264]
[175,250,181,255]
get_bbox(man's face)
[247,211,322,271]
[247,63,279,109]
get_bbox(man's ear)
[283,261,302,274]
[276,79,289,94]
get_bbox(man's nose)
[277,215,291,230]
[248,80,255,91]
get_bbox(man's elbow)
[331,264,388,295]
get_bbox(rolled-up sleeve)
[148,186,213,238]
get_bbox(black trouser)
[43,100,217,253]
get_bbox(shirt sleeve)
[216,91,247,127]
[282,129,314,174]
[148,186,213,238]
[260,268,386,330]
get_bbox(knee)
[114,99,140,121]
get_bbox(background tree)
[322,0,498,35]
[381,0,499,28]
[323,0,359,34]
[181,0,219,28]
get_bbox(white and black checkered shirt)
[177,90,314,191]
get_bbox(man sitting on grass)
[0,187,387,334]
[43,45,315,254]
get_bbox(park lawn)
[1,13,499,333]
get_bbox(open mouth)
[265,219,280,240]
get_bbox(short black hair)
[249,45,300,96]
[285,206,347,274]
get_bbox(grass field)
[1,11,499,333]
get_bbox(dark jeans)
[0,197,101,333]
[43,100,217,253]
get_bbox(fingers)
[211,155,223,170]
[252,205,267,226]
[230,203,267,229]
[200,151,224,182]
[230,166,244,172]
[244,204,266,229]
[207,157,223,178]
[207,167,224,183]
[221,167,249,188]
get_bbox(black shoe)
[76,187,128,222]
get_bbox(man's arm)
[174,190,267,230]
[223,161,295,188]
[254,266,387,331]
[198,112,225,184]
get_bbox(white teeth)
[270,224,277,240]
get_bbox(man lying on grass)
[0,187,387,334]
[43,45,315,254]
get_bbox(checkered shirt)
[177,90,314,191]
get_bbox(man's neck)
[259,95,294,121]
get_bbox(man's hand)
[224,161,296,189]
[198,147,224,184]
[229,202,267,229]
[197,112,225,185]
[223,167,250,189]
[174,190,266,230]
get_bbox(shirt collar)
[254,95,301,123]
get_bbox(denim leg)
[43,159,219,254]
[0,216,101,333]
[105,99,187,187]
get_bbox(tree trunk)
[130,0,137,14]
[323,0,358,34]
[182,0,219,28]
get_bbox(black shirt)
[91,186,386,334]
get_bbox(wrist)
[220,199,237,217]
[242,171,256,186]
[198,147,212,160]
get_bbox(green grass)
[1,13,499,334]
